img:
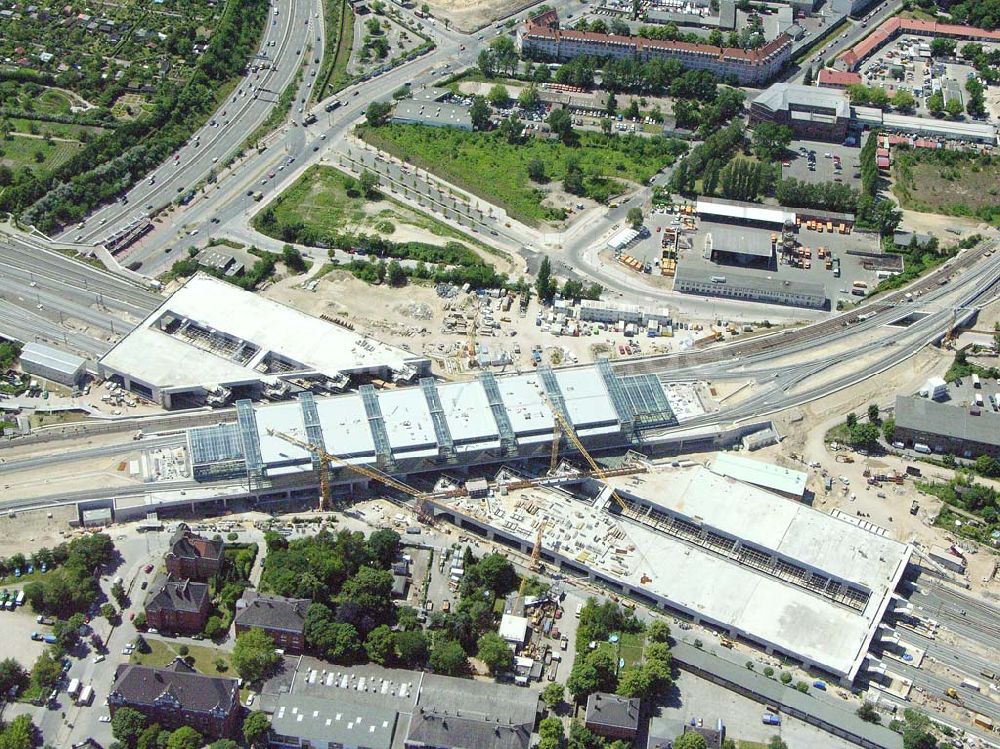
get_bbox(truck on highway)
[325,100,341,112]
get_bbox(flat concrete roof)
[272,693,397,749]
[99,274,426,392]
[674,266,827,301]
[710,453,807,497]
[439,465,911,679]
[708,226,775,258]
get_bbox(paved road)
[60,0,324,247]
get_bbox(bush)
[780,672,792,684]
[796,680,810,693]
[763,666,775,677]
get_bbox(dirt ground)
[261,269,690,377]
[896,207,986,237]
[424,0,523,31]
[0,504,79,558]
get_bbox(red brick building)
[109,659,240,740]
[144,578,211,634]
[234,591,309,652]
[165,525,224,581]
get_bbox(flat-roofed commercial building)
[893,395,1000,459]
[696,198,796,228]
[674,266,827,310]
[19,342,86,387]
[710,453,808,500]
[750,83,851,142]
[392,99,473,130]
[422,465,912,684]
[517,11,792,85]
[98,274,430,409]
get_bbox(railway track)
[615,238,997,376]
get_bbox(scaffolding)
[420,377,455,462]
[480,372,518,455]
[359,385,396,472]
[163,316,259,365]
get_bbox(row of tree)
[3,0,271,233]
[111,705,270,749]
[22,533,115,618]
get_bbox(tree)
[340,567,394,631]
[780,671,792,684]
[476,631,514,674]
[111,581,127,607]
[203,615,226,640]
[752,122,793,161]
[536,256,556,304]
[359,170,380,199]
[0,714,37,749]
[488,84,511,108]
[647,620,671,643]
[518,85,540,109]
[547,107,574,144]
[674,733,709,749]
[365,625,397,665]
[626,206,644,230]
[931,38,956,58]
[803,65,813,85]
[563,156,585,196]
[429,639,467,675]
[395,630,429,668]
[541,682,564,710]
[499,114,523,145]
[882,417,896,445]
[567,650,617,700]
[232,628,280,683]
[527,157,547,183]
[768,737,788,749]
[135,724,164,749]
[945,97,964,118]
[538,716,564,749]
[0,657,29,698]
[112,707,147,749]
[867,404,880,424]
[208,742,240,749]
[975,454,1000,478]
[243,711,271,748]
[846,412,858,429]
[386,260,406,287]
[470,95,490,131]
[365,101,392,126]
[617,667,655,699]
[857,701,882,724]
[927,91,945,115]
[489,36,518,77]
[166,727,202,749]
[891,90,916,112]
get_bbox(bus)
[67,679,81,698]
[15,590,24,607]
[76,685,93,706]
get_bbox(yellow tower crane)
[538,390,654,585]
[266,428,428,514]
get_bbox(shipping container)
[974,714,994,730]
[961,678,981,691]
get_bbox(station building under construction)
[424,466,912,684]
[184,361,687,485]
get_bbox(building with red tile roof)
[517,11,792,85]
[837,17,1000,71]
[817,68,862,89]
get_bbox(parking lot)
[648,670,859,749]
[0,607,49,670]
[781,137,864,188]
[858,37,1000,121]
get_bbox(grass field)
[359,124,685,226]
[892,150,1000,224]
[8,117,105,141]
[259,164,484,245]
[0,135,83,174]
[593,631,647,672]
[131,639,232,676]
[0,83,76,116]
[314,0,356,100]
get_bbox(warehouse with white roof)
[711,452,808,500]
[424,465,912,684]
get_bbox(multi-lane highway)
[62,0,324,247]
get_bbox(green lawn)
[8,117,105,141]
[0,135,84,175]
[359,124,686,226]
[892,150,1000,225]
[259,164,486,245]
[592,631,647,672]
[131,639,232,676]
